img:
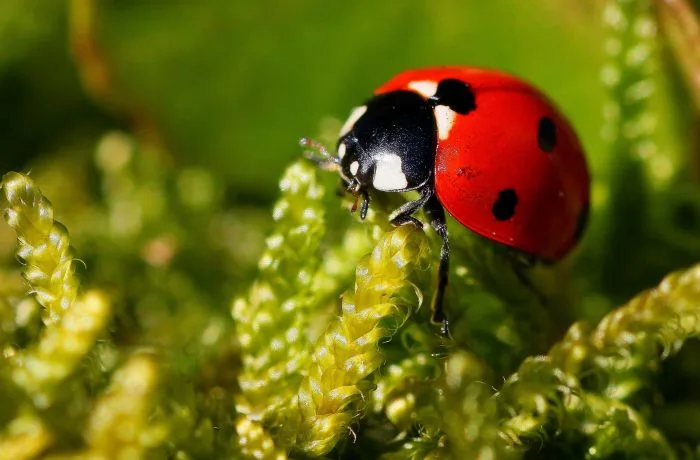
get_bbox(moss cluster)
[1,0,700,459]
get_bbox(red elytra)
[375,67,590,261]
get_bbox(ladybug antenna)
[299,137,339,171]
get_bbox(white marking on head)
[339,106,367,137]
[408,80,438,98]
[337,142,346,159]
[350,161,359,176]
[434,105,457,140]
[372,153,408,191]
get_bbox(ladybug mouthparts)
[346,178,362,195]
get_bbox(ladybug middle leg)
[387,187,451,336]
[422,194,451,337]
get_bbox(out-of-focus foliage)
[89,0,606,199]
[2,0,608,200]
[2,0,700,459]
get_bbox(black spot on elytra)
[492,189,518,221]
[430,78,476,115]
[538,117,557,152]
[573,201,589,243]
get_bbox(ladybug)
[301,66,590,335]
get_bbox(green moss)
[3,128,700,457]
[3,1,700,459]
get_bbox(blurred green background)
[4,0,700,310]
[2,0,605,205]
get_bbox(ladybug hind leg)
[422,194,451,337]
[510,255,549,309]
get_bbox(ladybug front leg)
[388,187,432,229]
[359,190,370,220]
[422,193,450,337]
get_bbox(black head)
[337,90,437,193]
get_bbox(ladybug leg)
[505,248,550,309]
[359,190,370,220]
[510,258,548,308]
[346,179,371,220]
[422,194,450,337]
[506,248,537,267]
[388,187,432,229]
